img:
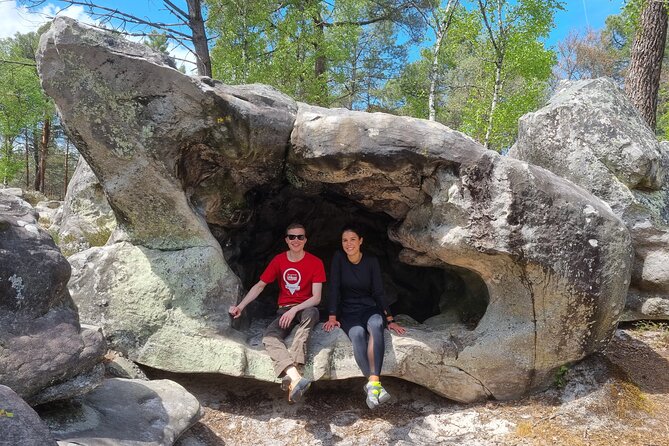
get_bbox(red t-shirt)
[260,251,326,306]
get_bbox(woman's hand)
[323,316,341,332]
[388,321,406,335]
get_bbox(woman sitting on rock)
[323,224,406,408]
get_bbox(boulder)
[34,200,62,227]
[50,157,116,256]
[0,385,57,446]
[36,17,632,402]
[40,378,202,446]
[0,191,106,404]
[290,105,632,399]
[509,78,669,320]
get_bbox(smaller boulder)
[0,385,57,446]
[40,378,202,446]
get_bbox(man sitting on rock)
[228,223,325,402]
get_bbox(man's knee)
[300,307,319,326]
[262,334,281,347]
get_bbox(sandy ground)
[154,326,669,446]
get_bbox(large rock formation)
[0,191,106,404]
[50,157,117,256]
[509,78,669,320]
[37,17,632,402]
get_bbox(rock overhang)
[37,16,633,402]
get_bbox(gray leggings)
[347,313,385,377]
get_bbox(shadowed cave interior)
[212,185,489,334]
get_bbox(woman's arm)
[370,257,406,335]
[323,252,342,332]
[370,257,391,316]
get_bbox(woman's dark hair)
[341,223,364,239]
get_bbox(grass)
[609,379,656,417]
[631,320,669,347]
[554,365,569,389]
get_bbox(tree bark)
[186,0,212,77]
[32,128,39,191]
[25,128,30,190]
[429,0,459,121]
[37,118,50,194]
[313,9,328,105]
[625,0,668,130]
[484,60,503,150]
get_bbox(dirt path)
[159,327,669,446]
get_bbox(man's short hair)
[286,223,306,236]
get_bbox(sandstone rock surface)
[37,17,632,402]
[40,378,202,446]
[50,157,116,256]
[0,385,57,446]
[0,191,106,404]
[509,78,669,320]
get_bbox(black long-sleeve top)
[328,250,391,317]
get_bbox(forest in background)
[0,0,666,200]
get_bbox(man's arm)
[229,280,267,318]
[278,282,323,329]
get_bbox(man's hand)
[279,307,297,329]
[229,305,242,319]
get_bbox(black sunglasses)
[286,234,306,240]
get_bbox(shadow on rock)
[605,329,669,394]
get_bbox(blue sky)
[548,0,625,47]
[1,0,626,61]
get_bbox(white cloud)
[0,1,94,38]
[168,43,198,75]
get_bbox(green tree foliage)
[145,30,170,54]
[205,0,420,106]
[0,31,51,184]
[380,0,559,151]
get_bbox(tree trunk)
[64,139,70,199]
[313,10,328,105]
[484,60,503,150]
[24,128,30,190]
[33,128,40,191]
[625,0,668,130]
[186,0,212,77]
[37,118,50,193]
[429,0,459,121]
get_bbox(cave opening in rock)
[211,185,489,331]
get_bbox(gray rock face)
[50,157,116,256]
[40,378,202,446]
[509,78,669,320]
[37,17,632,402]
[0,191,106,404]
[291,105,632,398]
[0,385,57,446]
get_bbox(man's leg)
[262,311,294,378]
[288,307,319,366]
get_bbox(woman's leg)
[347,325,371,377]
[366,313,385,377]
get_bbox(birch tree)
[473,0,561,149]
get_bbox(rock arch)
[38,17,632,402]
